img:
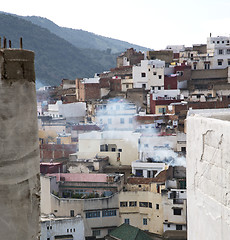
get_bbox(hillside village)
[37,35,230,240]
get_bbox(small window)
[149,202,152,208]
[167,224,171,228]
[217,41,220,44]
[173,208,182,215]
[219,49,223,55]
[193,64,197,70]
[47,226,49,230]
[126,84,129,88]
[50,226,52,230]
[129,201,137,207]
[158,75,162,79]
[218,60,223,66]
[92,230,101,236]
[144,144,149,148]
[124,218,130,224]
[54,210,58,213]
[141,72,146,77]
[67,229,69,233]
[139,202,148,207]
[120,118,125,124]
[120,201,128,207]
[143,218,148,225]
[222,40,225,44]
[153,72,157,75]
[118,149,122,152]
[156,204,159,210]
[176,225,183,230]
[111,148,116,152]
[70,210,74,217]
[158,86,161,90]
[227,49,230,54]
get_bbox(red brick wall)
[164,75,177,89]
[40,144,77,160]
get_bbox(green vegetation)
[0,12,117,86]
[0,12,149,86]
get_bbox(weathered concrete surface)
[187,110,230,240]
[0,49,40,239]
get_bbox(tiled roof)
[108,223,153,240]
[127,170,167,184]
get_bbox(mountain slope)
[23,16,149,53]
[0,12,117,85]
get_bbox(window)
[218,60,223,66]
[108,118,112,124]
[92,230,101,236]
[50,226,52,230]
[204,63,210,69]
[144,144,149,148]
[217,41,220,44]
[111,148,116,152]
[176,225,183,230]
[167,224,171,228]
[136,170,143,177]
[124,218,130,224]
[126,84,129,88]
[158,75,162,79]
[54,210,58,213]
[67,229,69,233]
[222,40,225,44]
[149,202,152,208]
[120,201,128,207]
[159,107,166,114]
[142,84,146,88]
[139,202,148,207]
[193,64,197,70]
[219,49,223,54]
[153,72,157,75]
[85,211,101,218]
[102,209,117,217]
[141,72,146,77]
[227,49,230,54]
[156,204,159,210]
[228,59,230,66]
[143,218,148,225]
[118,149,122,152]
[129,201,137,207]
[120,118,125,124]
[47,226,49,230]
[70,210,74,217]
[173,208,182,215]
[129,118,133,124]
[158,86,161,90]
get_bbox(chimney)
[0,48,40,239]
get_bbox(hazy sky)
[1,0,230,50]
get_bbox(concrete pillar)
[0,49,40,239]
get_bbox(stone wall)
[0,49,40,239]
[187,111,230,240]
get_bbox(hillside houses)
[37,35,230,240]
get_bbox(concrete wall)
[119,191,164,234]
[0,49,40,239]
[187,111,230,240]
[41,216,84,240]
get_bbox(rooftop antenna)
[3,37,6,48]
[20,37,23,49]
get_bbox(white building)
[77,131,140,166]
[95,100,137,131]
[132,160,166,178]
[133,59,165,90]
[44,101,86,122]
[207,35,230,69]
[187,108,230,240]
[40,215,85,240]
